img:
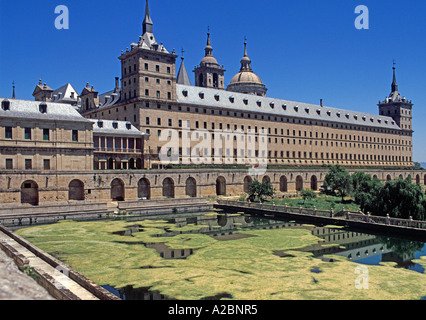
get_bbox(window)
[72,130,78,142]
[144,63,148,70]
[156,91,160,98]
[145,89,149,96]
[24,128,32,140]
[167,67,171,74]
[43,159,50,170]
[5,159,13,169]
[39,103,47,114]
[156,65,160,72]
[5,127,12,139]
[146,117,150,125]
[1,100,10,111]
[25,159,32,170]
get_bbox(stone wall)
[0,168,425,206]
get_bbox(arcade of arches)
[4,169,425,206]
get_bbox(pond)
[15,210,426,300]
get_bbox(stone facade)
[0,168,424,206]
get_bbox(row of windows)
[124,89,172,101]
[3,127,79,142]
[145,118,411,146]
[141,103,411,136]
[123,63,171,75]
[5,158,51,170]
[159,147,411,163]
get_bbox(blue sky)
[1,0,425,161]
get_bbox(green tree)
[247,179,275,203]
[353,174,383,214]
[300,189,317,204]
[375,178,425,220]
[323,165,352,201]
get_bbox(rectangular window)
[156,65,160,72]
[25,159,32,170]
[5,127,12,139]
[156,91,160,98]
[43,159,50,170]
[5,159,13,170]
[24,128,32,140]
[72,130,78,142]
[145,89,149,96]
[144,63,148,70]
[43,128,50,141]
[167,67,171,74]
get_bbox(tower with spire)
[193,30,225,89]
[117,0,177,104]
[378,64,413,133]
[227,39,267,96]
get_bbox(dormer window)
[97,120,103,128]
[305,107,310,113]
[182,89,188,97]
[243,98,248,105]
[354,115,358,120]
[294,106,299,112]
[1,100,10,111]
[336,112,341,117]
[282,104,287,111]
[214,94,220,101]
[326,110,331,116]
[112,121,118,129]
[257,100,262,107]
[316,109,321,115]
[199,92,204,99]
[229,96,235,103]
[126,122,131,130]
[270,102,275,109]
[39,103,47,114]
[345,113,350,119]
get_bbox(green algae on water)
[16,219,426,300]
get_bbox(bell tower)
[378,64,413,133]
[193,30,225,89]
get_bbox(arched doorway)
[310,175,318,191]
[416,175,420,185]
[163,178,175,198]
[21,180,39,205]
[111,178,125,201]
[262,176,271,183]
[424,174,426,185]
[185,177,197,198]
[243,176,252,193]
[68,179,84,201]
[296,175,303,192]
[280,176,288,192]
[216,176,226,196]
[138,178,150,200]
[386,175,392,182]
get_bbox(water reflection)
[104,210,426,300]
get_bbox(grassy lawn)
[267,195,361,213]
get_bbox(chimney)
[320,99,323,107]
[114,77,120,93]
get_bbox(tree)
[323,165,352,201]
[247,179,275,203]
[375,178,425,220]
[300,189,317,204]
[352,173,383,214]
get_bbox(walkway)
[215,200,426,239]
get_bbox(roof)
[98,89,122,108]
[90,119,147,137]
[176,84,401,131]
[51,83,78,104]
[0,98,92,123]
[177,58,191,86]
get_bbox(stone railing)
[217,200,426,231]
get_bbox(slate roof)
[176,84,401,131]
[0,98,91,123]
[90,119,146,137]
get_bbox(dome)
[200,55,219,66]
[230,70,263,85]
